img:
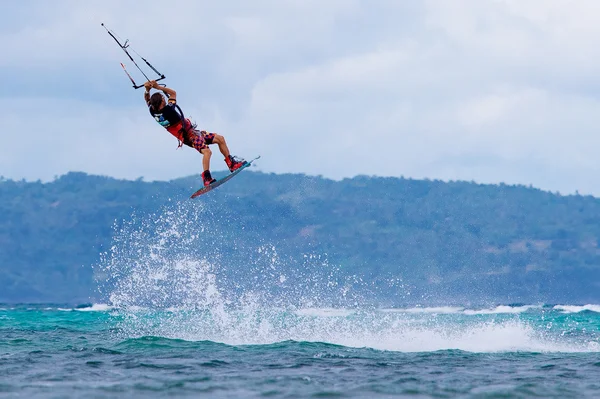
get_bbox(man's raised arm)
[144,80,177,104]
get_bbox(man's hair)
[150,92,164,111]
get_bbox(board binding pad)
[190,156,260,199]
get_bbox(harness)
[152,102,196,148]
[172,103,193,148]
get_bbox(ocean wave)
[463,305,541,315]
[294,308,355,317]
[553,304,600,313]
[75,304,113,312]
[379,306,464,314]
[378,305,540,315]
[109,306,600,354]
[56,304,113,312]
[5,304,597,353]
[93,197,600,356]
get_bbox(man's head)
[150,92,166,111]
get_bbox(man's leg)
[188,129,212,172]
[199,147,216,186]
[201,131,245,172]
[206,133,231,158]
[185,127,216,185]
[200,147,212,172]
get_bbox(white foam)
[295,308,355,317]
[54,304,113,312]
[113,306,600,353]
[74,304,113,312]
[379,306,464,314]
[378,305,539,315]
[97,203,600,354]
[554,304,600,313]
[464,305,540,315]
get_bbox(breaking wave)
[93,202,600,354]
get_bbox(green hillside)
[0,171,598,304]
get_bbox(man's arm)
[143,80,177,104]
[150,81,177,103]
[144,81,152,105]
[159,85,177,103]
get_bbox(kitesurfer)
[144,80,246,186]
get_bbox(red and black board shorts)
[166,119,215,152]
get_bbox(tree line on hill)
[0,171,598,305]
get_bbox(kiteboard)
[190,156,261,199]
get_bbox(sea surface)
[1,304,599,398]
[4,203,599,398]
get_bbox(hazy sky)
[2,0,600,194]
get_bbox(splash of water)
[95,199,376,313]
[94,202,599,353]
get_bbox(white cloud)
[2,1,600,195]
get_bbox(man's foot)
[202,170,216,187]
[225,155,247,172]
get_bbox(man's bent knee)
[201,147,212,156]
[212,134,225,144]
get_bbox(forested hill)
[1,171,599,304]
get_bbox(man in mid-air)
[144,80,246,186]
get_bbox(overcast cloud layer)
[2,0,600,195]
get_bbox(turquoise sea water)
[1,304,599,398]
[4,203,599,398]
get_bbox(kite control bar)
[120,63,166,90]
[102,23,166,89]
